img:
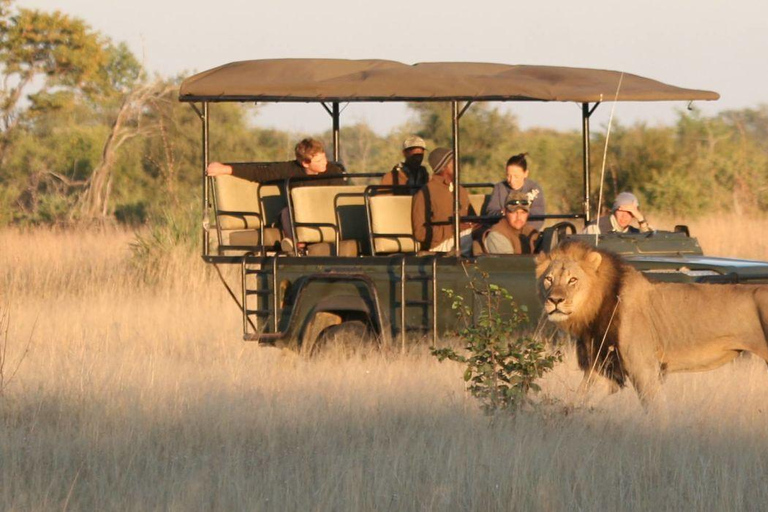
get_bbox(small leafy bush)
[432,279,561,414]
[130,204,198,283]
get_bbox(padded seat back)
[214,176,284,229]
[214,175,261,230]
[368,195,418,254]
[469,193,491,216]
[291,185,367,244]
[213,175,285,250]
[259,184,286,226]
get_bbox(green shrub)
[432,280,561,414]
[130,204,198,283]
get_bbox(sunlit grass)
[1,218,767,510]
[651,212,768,261]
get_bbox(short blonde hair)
[295,138,325,164]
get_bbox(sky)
[17,0,768,136]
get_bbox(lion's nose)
[547,296,565,307]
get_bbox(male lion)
[535,241,768,406]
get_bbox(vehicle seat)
[472,240,486,257]
[368,195,419,255]
[469,193,491,216]
[290,185,368,257]
[212,175,284,254]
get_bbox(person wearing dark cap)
[584,191,652,234]
[411,147,477,255]
[380,135,430,195]
[482,191,540,254]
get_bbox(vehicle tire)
[311,320,379,358]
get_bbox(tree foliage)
[0,1,767,227]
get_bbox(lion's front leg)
[617,312,666,410]
[577,371,620,397]
[626,362,664,409]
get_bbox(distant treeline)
[1,0,767,226]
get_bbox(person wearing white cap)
[584,191,652,235]
[380,135,429,195]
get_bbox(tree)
[75,80,176,220]
[0,4,99,154]
[408,101,521,183]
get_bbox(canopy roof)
[179,59,719,103]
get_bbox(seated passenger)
[485,153,546,230]
[483,191,539,254]
[412,147,477,255]
[206,137,344,186]
[380,135,429,195]
[206,138,344,252]
[584,192,653,235]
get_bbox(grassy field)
[2,215,768,510]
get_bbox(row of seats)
[211,173,491,256]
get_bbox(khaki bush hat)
[505,191,531,212]
[402,135,426,150]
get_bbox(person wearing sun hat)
[411,147,477,254]
[584,191,652,235]
[380,135,429,194]
[482,191,540,254]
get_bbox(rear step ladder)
[241,255,279,341]
[396,255,438,351]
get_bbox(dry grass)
[1,218,768,510]
[651,212,768,261]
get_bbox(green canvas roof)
[179,59,719,103]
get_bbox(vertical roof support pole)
[451,101,461,258]
[581,102,591,223]
[581,102,600,223]
[332,102,340,162]
[202,102,210,257]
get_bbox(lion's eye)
[568,277,578,284]
[544,276,553,285]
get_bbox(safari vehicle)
[178,59,768,353]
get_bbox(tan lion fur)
[536,241,768,406]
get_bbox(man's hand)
[206,162,233,177]
[622,203,645,223]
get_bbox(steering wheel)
[551,221,577,238]
[538,221,577,253]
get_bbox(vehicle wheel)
[311,320,379,358]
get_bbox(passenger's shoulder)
[524,178,543,190]
[583,223,600,235]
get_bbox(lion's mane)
[537,241,631,387]
[537,240,768,405]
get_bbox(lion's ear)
[534,253,551,278]
[585,251,602,272]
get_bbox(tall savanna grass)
[653,212,768,260]
[1,215,768,510]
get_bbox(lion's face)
[535,249,603,324]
